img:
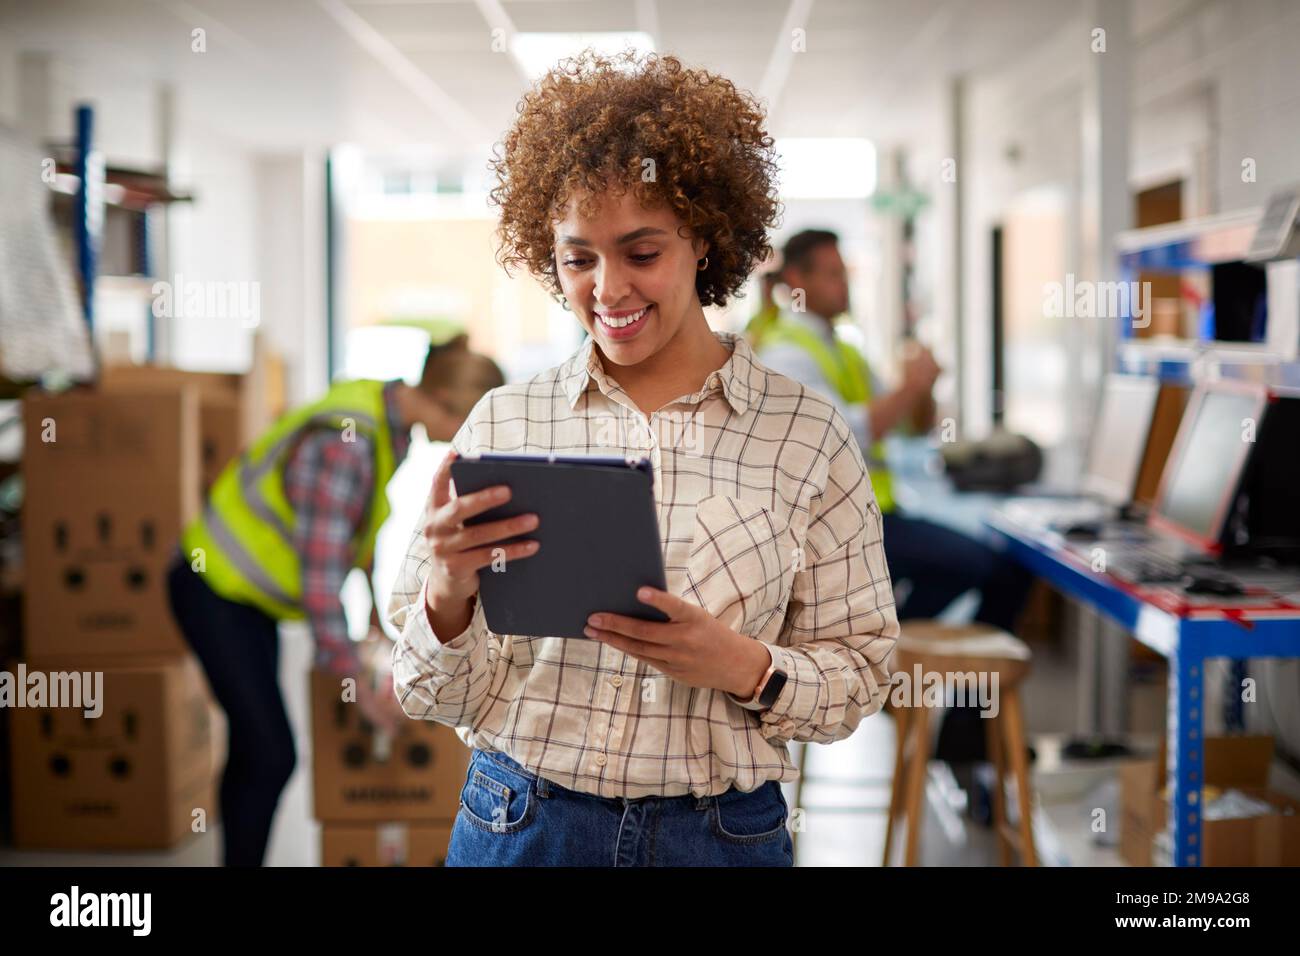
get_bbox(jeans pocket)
[710,781,788,845]
[457,750,538,834]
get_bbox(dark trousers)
[881,511,1034,763]
[881,511,1031,631]
[165,553,296,866]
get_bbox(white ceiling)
[1,0,1080,158]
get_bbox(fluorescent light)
[510,32,655,80]
[775,138,877,199]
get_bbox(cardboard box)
[320,822,453,866]
[1118,758,1160,867]
[1120,735,1300,866]
[197,395,241,495]
[246,336,286,439]
[100,335,286,462]
[99,366,245,494]
[99,364,243,408]
[9,653,218,850]
[310,668,467,822]
[22,389,199,659]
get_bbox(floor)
[1,614,1152,867]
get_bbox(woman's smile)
[593,304,654,341]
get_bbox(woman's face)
[553,189,707,369]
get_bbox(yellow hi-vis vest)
[180,379,397,620]
[763,319,896,513]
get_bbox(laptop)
[1065,380,1269,583]
[1000,374,1160,531]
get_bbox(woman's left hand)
[585,588,771,698]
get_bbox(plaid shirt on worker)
[284,379,410,678]
[387,330,898,798]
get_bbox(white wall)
[0,44,320,398]
[960,12,1088,450]
[253,152,328,404]
[953,0,1300,442]
[0,31,19,129]
[166,117,260,374]
[1132,0,1300,214]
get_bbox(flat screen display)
[1081,375,1159,506]
[1155,387,1265,544]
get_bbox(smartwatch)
[742,647,787,710]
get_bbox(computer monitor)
[1151,381,1269,552]
[1227,393,1300,561]
[1080,375,1160,506]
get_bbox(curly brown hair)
[489,49,781,308]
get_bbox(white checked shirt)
[388,329,898,799]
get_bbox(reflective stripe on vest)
[180,380,395,620]
[763,320,896,513]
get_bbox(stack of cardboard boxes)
[311,640,467,866]
[97,366,247,497]
[11,382,227,850]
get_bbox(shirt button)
[594,753,607,767]
[611,675,623,687]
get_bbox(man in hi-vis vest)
[751,229,1031,653]
[167,335,503,866]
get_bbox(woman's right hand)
[423,450,541,616]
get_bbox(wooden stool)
[882,620,1037,866]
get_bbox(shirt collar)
[562,329,763,416]
[382,379,411,462]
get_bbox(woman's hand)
[423,450,541,609]
[583,588,772,699]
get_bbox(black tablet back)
[449,453,670,638]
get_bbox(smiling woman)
[489,50,780,413]
[387,49,900,868]
[490,50,778,310]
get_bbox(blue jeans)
[445,748,794,867]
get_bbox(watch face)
[759,669,788,708]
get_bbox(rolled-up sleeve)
[749,425,898,744]
[386,400,506,728]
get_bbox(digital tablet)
[449,452,670,638]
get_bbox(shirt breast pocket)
[685,494,799,637]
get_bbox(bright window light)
[775,138,877,199]
[511,32,655,80]
[343,325,431,383]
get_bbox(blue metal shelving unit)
[73,103,99,331]
[976,209,1300,866]
[1113,208,1299,381]
[984,513,1300,867]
